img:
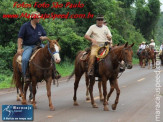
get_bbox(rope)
[96,46,109,59]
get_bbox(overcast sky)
[160,0,163,11]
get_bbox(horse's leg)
[142,59,145,68]
[152,58,155,69]
[73,74,83,106]
[28,83,33,102]
[112,79,120,110]
[107,82,114,102]
[31,78,37,109]
[16,87,21,101]
[89,76,98,108]
[85,73,90,101]
[148,59,150,69]
[102,79,108,111]
[21,82,29,105]
[98,82,103,101]
[46,77,54,111]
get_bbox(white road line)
[137,78,145,82]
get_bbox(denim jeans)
[22,44,44,76]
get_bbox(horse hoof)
[33,104,37,109]
[106,101,109,105]
[103,106,109,111]
[86,97,90,101]
[92,103,98,108]
[21,101,27,105]
[73,101,79,106]
[112,104,117,110]
[50,106,55,111]
[17,98,21,101]
[100,98,104,102]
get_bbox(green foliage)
[134,0,160,40]
[0,0,161,79]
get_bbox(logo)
[2,105,33,121]
[38,31,42,36]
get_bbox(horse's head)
[122,42,134,69]
[48,38,61,64]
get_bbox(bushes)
[0,42,16,75]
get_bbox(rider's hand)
[17,49,24,55]
[40,36,45,41]
[91,39,98,46]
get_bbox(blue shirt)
[18,21,46,46]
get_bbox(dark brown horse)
[71,42,134,111]
[12,39,61,110]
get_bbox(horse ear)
[56,38,60,42]
[124,42,128,48]
[130,43,134,47]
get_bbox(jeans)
[22,44,44,76]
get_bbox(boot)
[54,70,61,79]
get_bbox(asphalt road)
[0,65,163,122]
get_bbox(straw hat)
[30,11,41,19]
[151,39,154,42]
[142,41,146,44]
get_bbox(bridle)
[48,42,59,56]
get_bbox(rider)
[149,39,155,50]
[84,15,112,76]
[159,42,163,55]
[137,41,146,56]
[17,11,60,82]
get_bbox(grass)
[56,61,74,77]
[0,75,14,89]
[132,58,139,65]
[0,61,74,90]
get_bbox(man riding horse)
[84,15,114,76]
[17,11,60,82]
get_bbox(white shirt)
[149,42,155,47]
[140,44,146,49]
[160,45,163,51]
[85,24,112,44]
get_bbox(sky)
[160,0,163,11]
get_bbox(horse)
[67,44,120,102]
[137,48,148,68]
[160,51,163,66]
[145,46,156,69]
[12,38,61,111]
[71,42,134,111]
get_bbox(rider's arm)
[17,38,23,55]
[84,35,96,44]
[84,25,97,44]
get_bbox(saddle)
[80,47,91,61]
[16,46,42,65]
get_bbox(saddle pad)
[97,49,106,61]
[16,49,41,65]
[80,52,90,61]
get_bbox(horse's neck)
[110,48,123,63]
[42,45,51,61]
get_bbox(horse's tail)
[67,69,75,82]
[12,54,21,88]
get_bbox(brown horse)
[12,39,61,110]
[137,49,148,68]
[160,51,163,66]
[145,46,156,69]
[71,42,134,111]
[67,44,120,102]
